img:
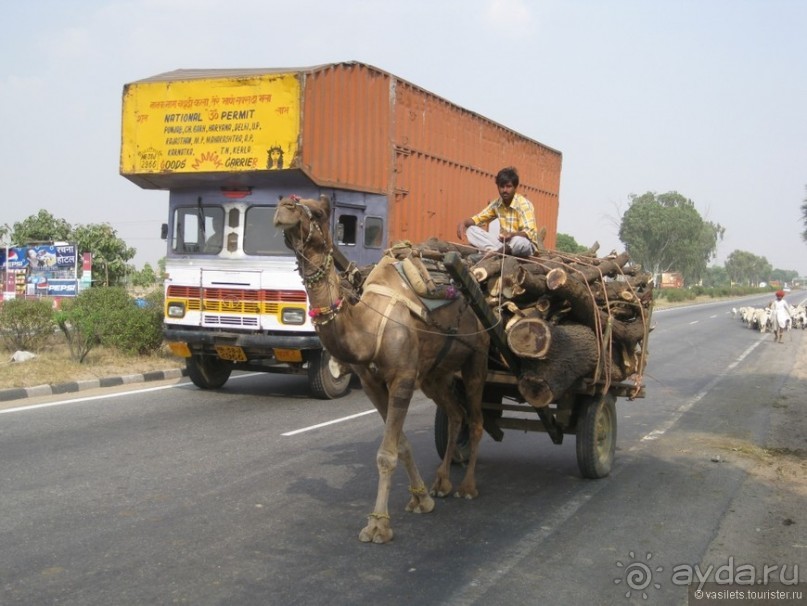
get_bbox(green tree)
[724,250,772,286]
[130,262,158,288]
[770,268,799,285]
[618,191,724,285]
[555,233,589,254]
[701,265,730,288]
[72,223,137,286]
[6,212,136,287]
[9,210,72,244]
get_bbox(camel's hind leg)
[454,350,487,499]
[423,348,487,500]
[355,370,434,544]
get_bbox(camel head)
[274,194,334,252]
[273,195,336,285]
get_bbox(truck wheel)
[308,349,352,399]
[186,355,232,389]
[434,407,471,464]
[575,393,617,479]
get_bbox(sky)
[2,0,805,275]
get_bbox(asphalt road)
[1,295,803,605]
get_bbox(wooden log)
[602,280,639,302]
[513,268,550,301]
[413,238,478,257]
[471,255,521,283]
[521,251,632,285]
[545,267,648,345]
[608,301,644,321]
[502,301,525,332]
[517,323,600,408]
[506,317,552,359]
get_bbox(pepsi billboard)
[7,245,78,270]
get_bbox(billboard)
[7,244,77,270]
[4,244,79,298]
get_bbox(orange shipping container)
[121,61,561,248]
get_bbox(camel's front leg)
[358,375,430,543]
[358,424,398,543]
[358,427,435,543]
[398,431,435,514]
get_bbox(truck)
[119,61,562,398]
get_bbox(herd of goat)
[733,297,807,332]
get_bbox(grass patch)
[0,336,184,390]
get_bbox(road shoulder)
[698,331,807,580]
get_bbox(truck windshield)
[171,204,290,256]
[172,206,225,254]
[244,206,291,255]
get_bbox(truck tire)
[575,393,617,479]
[186,355,232,389]
[308,349,352,399]
[434,407,471,464]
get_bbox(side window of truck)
[364,216,384,248]
[336,215,357,246]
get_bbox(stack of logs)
[386,238,654,408]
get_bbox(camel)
[273,195,490,543]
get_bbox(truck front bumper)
[164,328,322,350]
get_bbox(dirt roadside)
[698,331,807,577]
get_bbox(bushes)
[655,287,695,303]
[55,287,165,362]
[654,284,772,303]
[102,292,164,355]
[0,298,55,352]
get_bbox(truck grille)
[166,286,308,314]
[203,315,259,327]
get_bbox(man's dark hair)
[495,166,519,187]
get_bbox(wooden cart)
[435,252,647,479]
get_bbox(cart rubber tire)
[308,349,352,400]
[575,393,617,479]
[434,407,471,464]
[186,355,232,389]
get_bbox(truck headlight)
[281,307,306,325]
[167,302,186,318]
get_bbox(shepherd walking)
[771,290,793,343]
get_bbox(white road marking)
[634,335,765,446]
[0,382,184,414]
[0,373,255,415]
[281,409,377,436]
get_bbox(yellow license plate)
[216,345,247,362]
[274,348,303,363]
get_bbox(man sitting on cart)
[456,166,542,258]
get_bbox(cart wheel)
[186,355,232,389]
[308,349,352,400]
[434,407,471,464]
[575,393,617,479]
